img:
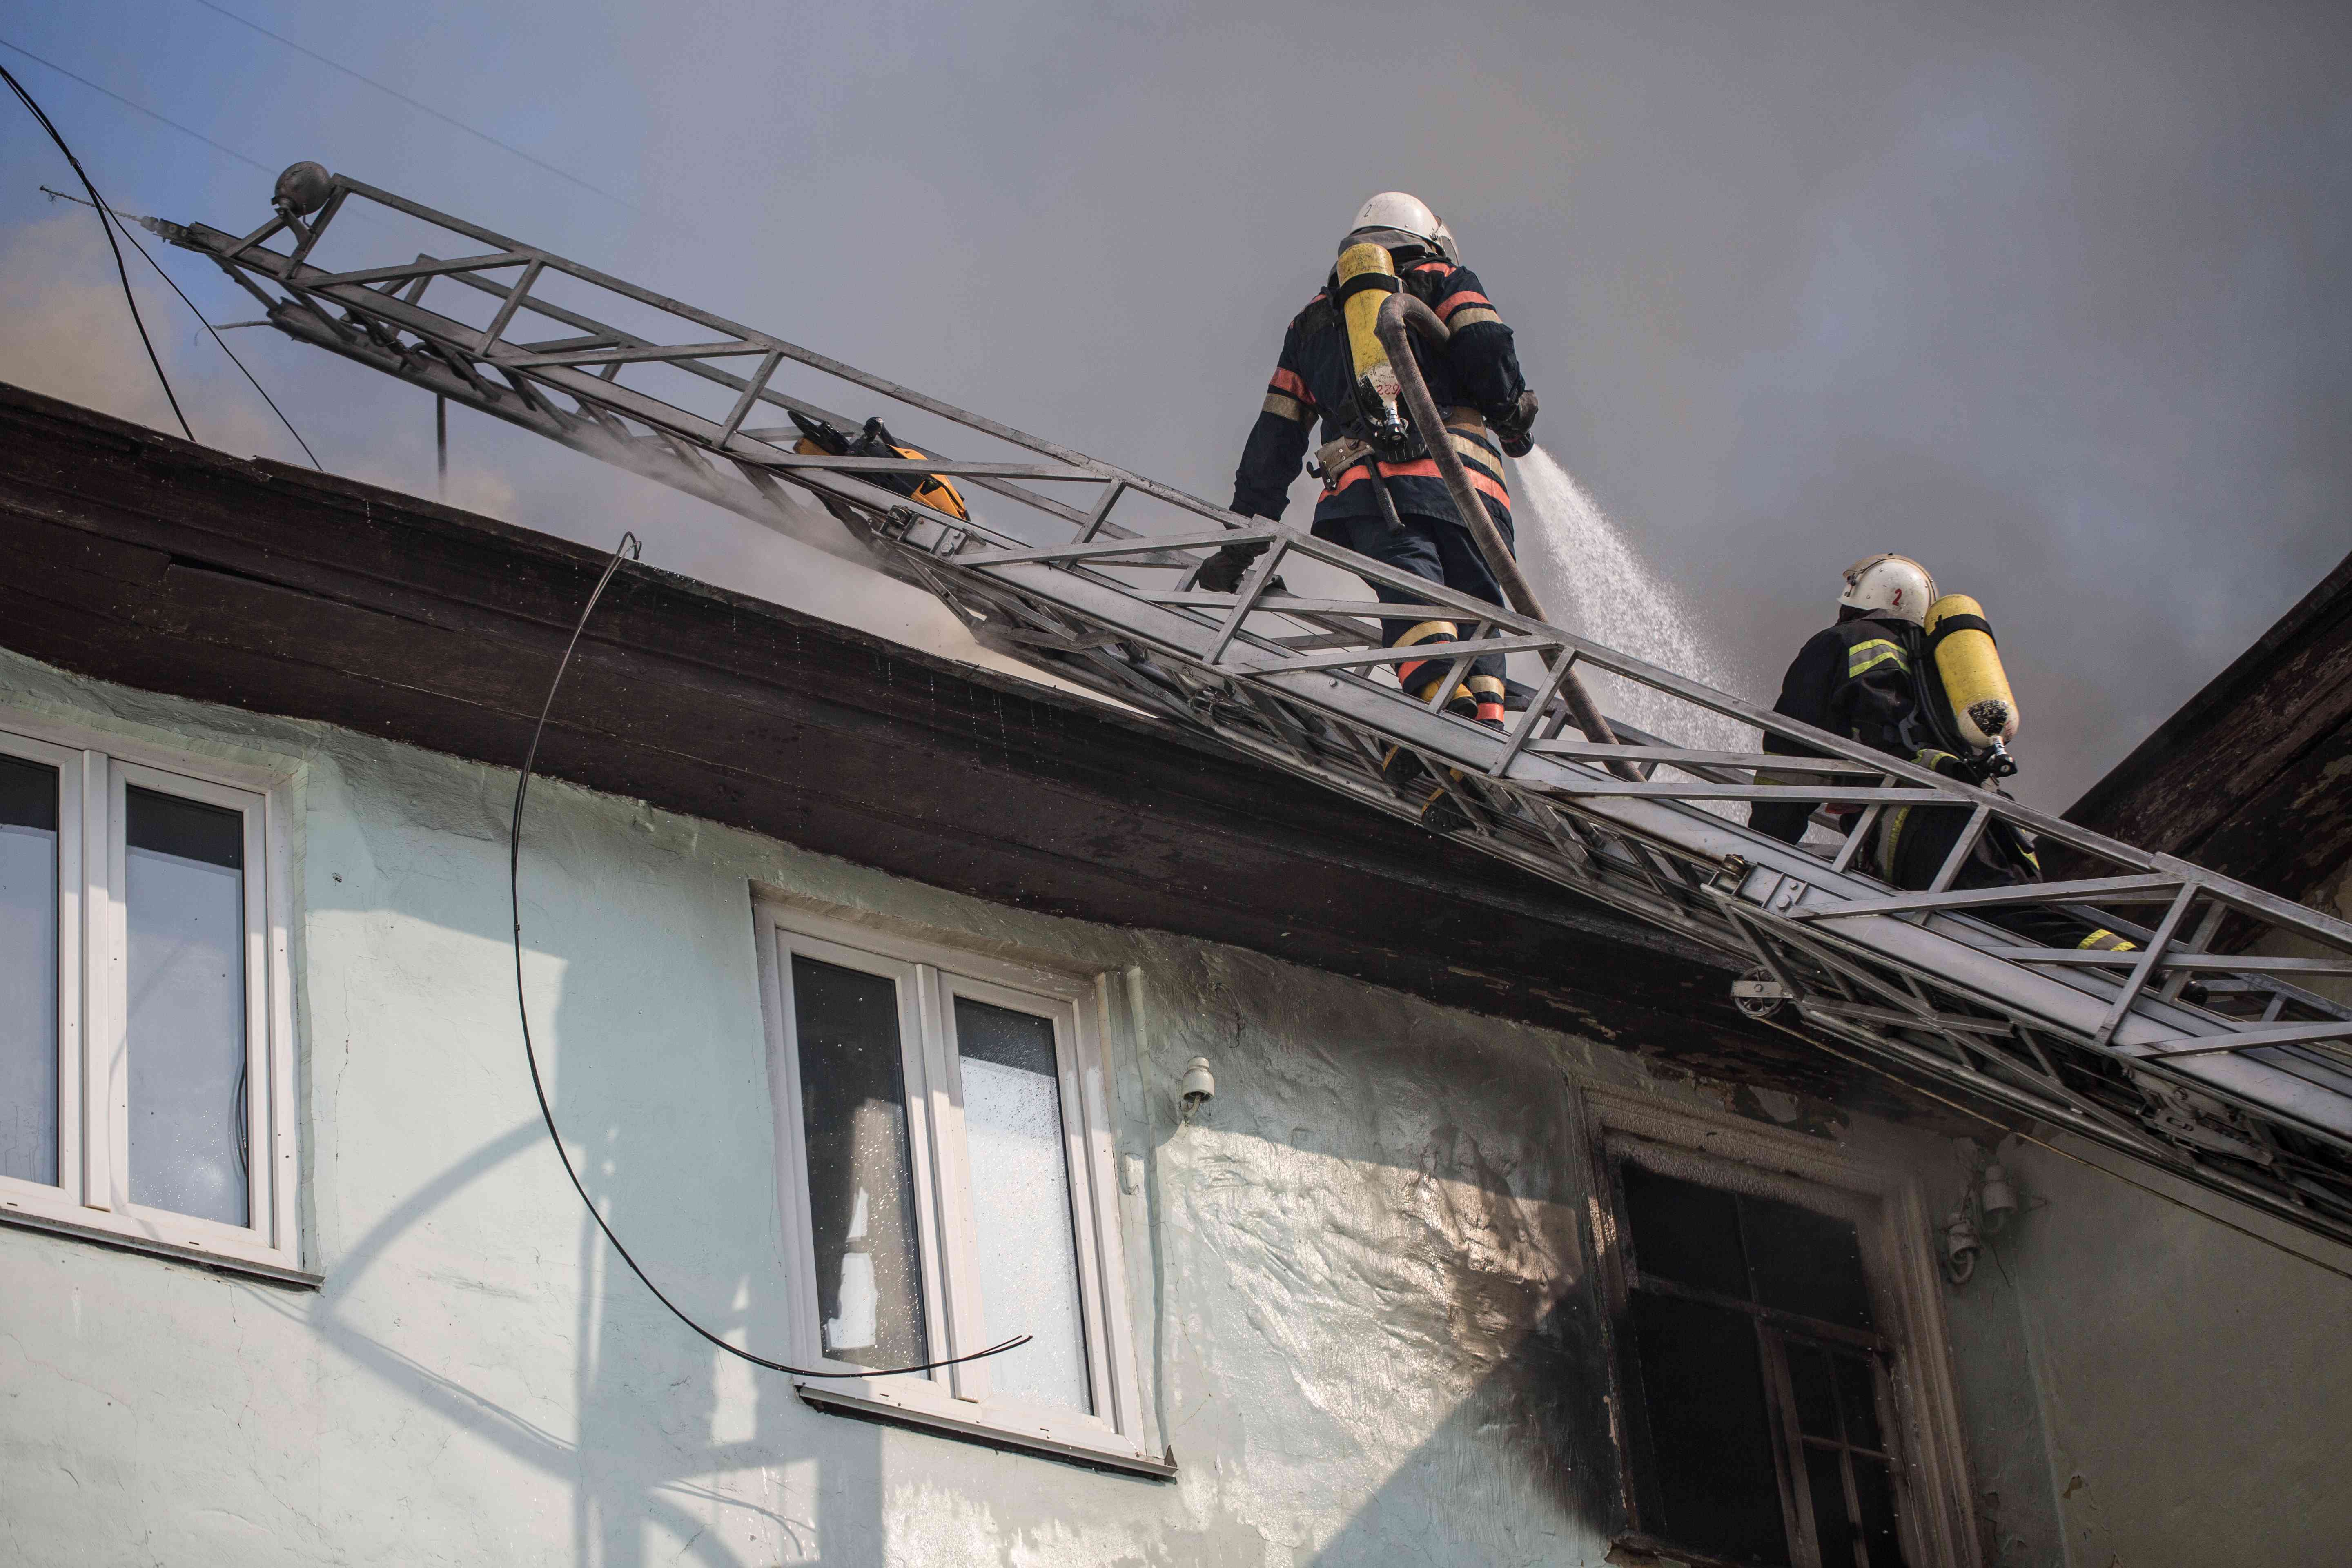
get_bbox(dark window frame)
[1592,1138,1922,1568]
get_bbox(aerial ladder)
[154,167,2352,1251]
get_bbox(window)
[754,903,1152,1471]
[1608,1155,1913,1568]
[0,717,298,1274]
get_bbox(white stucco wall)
[1969,1138,2352,1567]
[0,646,2059,1567]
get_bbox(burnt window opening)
[1613,1160,1911,1568]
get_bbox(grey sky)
[2,0,2346,810]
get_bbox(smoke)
[10,0,2350,820]
[0,213,279,455]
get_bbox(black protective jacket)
[1230,259,1528,531]
[1748,610,1929,844]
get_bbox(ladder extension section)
[162,176,2352,1248]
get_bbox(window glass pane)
[1621,1162,1749,1299]
[125,787,248,1226]
[954,996,1090,1412]
[1853,1456,1907,1566]
[0,755,58,1187]
[1806,1446,1856,1566]
[791,955,927,1370]
[1628,1290,1791,1566]
[1834,1351,1884,1452]
[1743,1193,1875,1329]
[1788,1339,1840,1440]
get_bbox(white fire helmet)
[1838,554,1938,626]
[1432,218,1462,265]
[1349,191,1443,250]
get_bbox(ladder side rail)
[951,550,2352,1143]
[243,291,816,531]
[1768,963,2352,1243]
[181,218,1125,536]
[1775,893,2352,1147]
[248,290,1072,580]
[1731,912,2352,1241]
[313,178,1258,526]
[930,509,2352,1021]
[969,575,2352,1225]
[187,225,1089,532]
[1759,873,2352,1145]
[1009,519,2050,811]
[1001,519,2207,869]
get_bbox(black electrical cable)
[0,61,192,443]
[513,533,1032,1379]
[43,183,325,470]
[107,205,323,469]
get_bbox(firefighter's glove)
[1492,389,1540,458]
[1199,539,1270,595]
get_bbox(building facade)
[2,387,2345,1566]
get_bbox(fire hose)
[1374,292,1642,781]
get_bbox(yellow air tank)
[1336,241,1405,433]
[1924,594,2019,749]
[1337,242,1398,381]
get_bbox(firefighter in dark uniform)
[1203,192,1540,741]
[1751,555,2133,952]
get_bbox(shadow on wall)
[265,1108,878,1566]
[275,777,1644,1565]
[251,759,890,1568]
[565,978,865,1568]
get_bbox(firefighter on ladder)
[1750,554,2134,952]
[1203,192,1541,819]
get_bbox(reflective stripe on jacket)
[1748,613,1924,845]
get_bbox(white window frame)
[753,900,1152,1471]
[0,711,300,1276]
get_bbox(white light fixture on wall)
[1941,1147,2034,1287]
[1978,1162,2019,1232]
[1179,1056,1216,1123]
[1940,1206,1982,1286]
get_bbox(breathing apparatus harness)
[1301,232,1537,534]
[1301,233,1458,534]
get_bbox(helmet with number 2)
[1838,554,1938,626]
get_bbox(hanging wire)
[40,184,323,470]
[513,533,1032,1379]
[0,36,273,174]
[2,61,191,441]
[181,1,635,209]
